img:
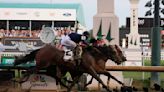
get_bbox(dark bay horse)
[14,45,112,92]
[84,45,126,87]
[14,44,126,91]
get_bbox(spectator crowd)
[0,29,40,38]
[0,27,75,38]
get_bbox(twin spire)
[96,20,113,41]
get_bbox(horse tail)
[14,49,40,66]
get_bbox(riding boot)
[74,45,82,66]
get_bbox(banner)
[2,37,44,52]
[21,74,57,90]
[0,8,76,21]
[126,17,164,28]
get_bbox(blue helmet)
[83,31,90,36]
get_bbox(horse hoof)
[102,86,112,92]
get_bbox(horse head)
[95,44,126,65]
[107,44,127,64]
[114,44,127,61]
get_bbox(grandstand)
[0,3,86,36]
[0,3,87,68]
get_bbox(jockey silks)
[68,33,82,43]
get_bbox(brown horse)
[57,44,127,89]
[14,44,126,91]
[14,45,112,92]
[84,45,126,87]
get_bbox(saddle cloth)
[63,49,74,61]
[55,44,74,61]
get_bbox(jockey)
[80,31,91,46]
[81,31,113,47]
[61,31,80,49]
[60,30,89,62]
[96,35,106,46]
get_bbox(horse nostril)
[123,58,127,61]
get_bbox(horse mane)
[95,45,109,55]
[83,46,107,61]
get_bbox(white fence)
[142,51,164,60]
[123,48,164,61]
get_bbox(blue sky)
[0,0,150,30]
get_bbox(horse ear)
[114,44,119,48]
[114,44,123,51]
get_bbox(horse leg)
[84,76,94,87]
[67,75,81,92]
[87,66,112,92]
[54,75,69,89]
[98,70,124,86]
[12,67,35,88]
[46,65,56,78]
[17,66,38,84]
[107,75,110,88]
[55,67,69,88]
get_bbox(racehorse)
[14,44,126,91]
[14,45,111,91]
[85,45,126,87]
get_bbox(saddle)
[73,45,83,66]
[73,45,83,60]
[55,44,83,65]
